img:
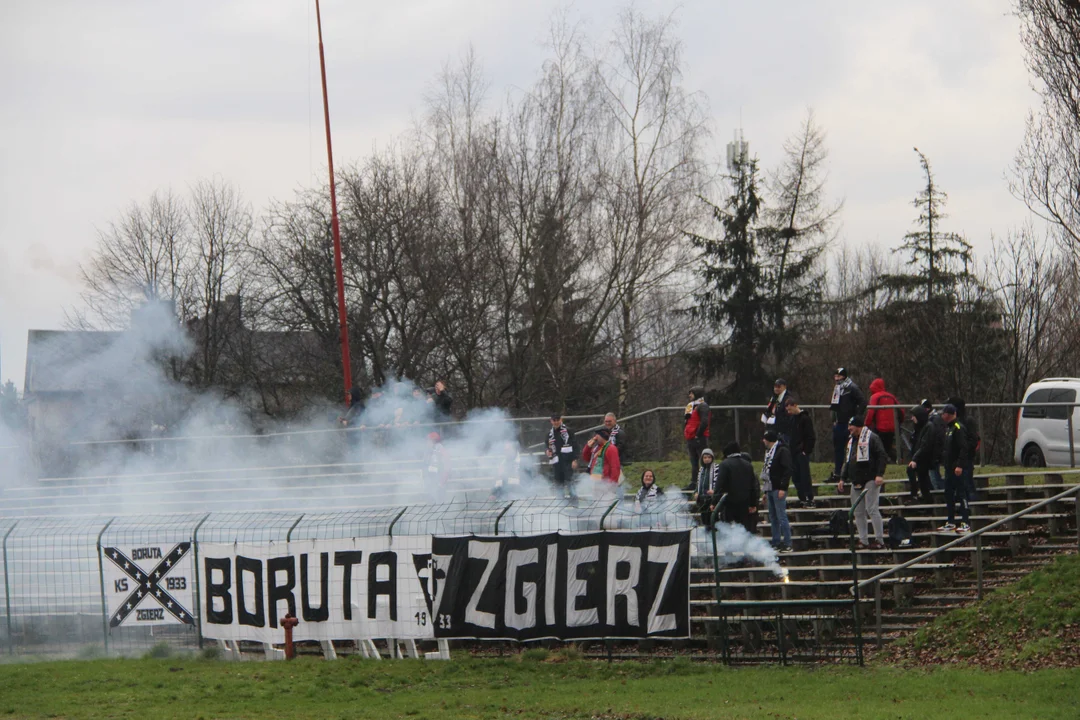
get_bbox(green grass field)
[1,655,1077,719]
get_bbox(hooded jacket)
[865,379,903,433]
[684,387,711,440]
[909,406,942,468]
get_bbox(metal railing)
[853,469,1080,650]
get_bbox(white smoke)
[708,521,787,579]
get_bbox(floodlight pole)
[315,0,353,403]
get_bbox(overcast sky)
[0,0,1038,391]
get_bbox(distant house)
[22,298,332,473]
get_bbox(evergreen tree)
[880,148,976,301]
[759,111,838,364]
[687,153,769,401]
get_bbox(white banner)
[102,542,196,628]
[198,537,436,643]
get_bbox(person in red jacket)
[683,386,711,490]
[582,428,622,499]
[865,378,903,463]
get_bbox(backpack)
[828,509,849,538]
[887,516,913,549]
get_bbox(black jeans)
[907,466,933,500]
[944,467,970,524]
[793,451,814,502]
[686,437,706,487]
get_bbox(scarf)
[590,440,612,477]
[760,442,777,492]
[831,379,851,405]
[845,426,872,463]
[685,397,703,416]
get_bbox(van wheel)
[1021,444,1046,468]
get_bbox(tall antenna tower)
[726,128,749,174]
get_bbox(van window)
[1023,388,1077,420]
[1022,389,1052,418]
[1046,389,1077,420]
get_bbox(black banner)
[430,531,690,641]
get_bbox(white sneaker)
[956,523,971,534]
[937,522,956,532]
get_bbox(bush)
[144,642,173,659]
[200,645,222,661]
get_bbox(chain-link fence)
[1,496,692,660]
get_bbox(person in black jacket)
[836,416,887,549]
[761,430,793,552]
[429,381,453,422]
[829,368,866,477]
[761,378,793,444]
[939,404,971,533]
[546,413,578,500]
[906,405,941,504]
[785,398,816,507]
[713,442,759,534]
[948,396,979,503]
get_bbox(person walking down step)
[906,405,942,504]
[829,368,866,479]
[836,416,887,549]
[683,386,711,491]
[761,431,793,553]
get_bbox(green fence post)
[95,518,116,655]
[191,513,211,650]
[3,522,18,656]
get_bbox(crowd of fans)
[339,370,983,550]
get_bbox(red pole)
[315,0,353,404]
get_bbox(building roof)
[24,330,126,394]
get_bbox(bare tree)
[595,6,708,414]
[70,190,190,329]
[1011,0,1080,246]
[185,178,253,388]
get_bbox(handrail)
[856,481,1080,592]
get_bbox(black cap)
[723,441,741,457]
[594,428,611,439]
[848,415,865,427]
[763,430,779,442]
[942,404,958,414]
[835,367,848,378]
[550,412,562,420]
[921,398,933,409]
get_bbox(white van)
[1014,378,1080,467]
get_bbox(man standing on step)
[836,415,887,549]
[715,442,759,534]
[829,368,866,480]
[785,397,816,508]
[683,386,711,491]
[547,413,578,500]
[761,430,793,553]
[939,404,971,534]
